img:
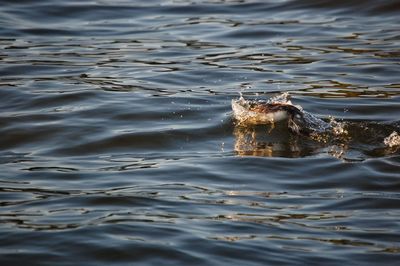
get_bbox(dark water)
[1,0,400,265]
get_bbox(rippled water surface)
[1,0,400,265]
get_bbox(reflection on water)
[234,126,303,157]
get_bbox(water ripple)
[1,0,400,265]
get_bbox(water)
[1,0,400,265]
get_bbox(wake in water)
[231,93,400,152]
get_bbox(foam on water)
[384,131,400,147]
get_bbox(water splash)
[267,92,293,105]
[232,94,292,125]
[232,93,346,139]
[384,131,400,147]
[268,93,341,136]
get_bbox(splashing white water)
[329,116,348,136]
[384,131,400,147]
[267,92,293,105]
[232,93,292,125]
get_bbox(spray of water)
[232,93,348,138]
[384,131,400,147]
